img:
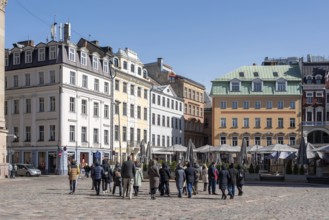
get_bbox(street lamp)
[113,100,122,164]
[109,60,117,162]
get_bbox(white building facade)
[5,36,115,174]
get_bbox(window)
[278,101,284,109]
[232,118,238,128]
[104,130,109,144]
[13,100,19,114]
[157,115,161,126]
[25,50,32,63]
[266,136,272,146]
[50,70,55,83]
[81,52,87,66]
[137,129,141,143]
[315,75,322,84]
[144,108,147,120]
[104,82,109,94]
[81,99,87,114]
[255,118,261,128]
[138,67,142,75]
[232,137,238,146]
[144,89,148,99]
[255,101,261,109]
[115,80,119,91]
[130,104,135,118]
[220,101,227,109]
[70,71,76,85]
[39,97,44,112]
[39,72,44,85]
[306,76,312,84]
[13,75,18,87]
[278,136,284,144]
[93,128,99,143]
[104,105,109,118]
[290,101,295,109]
[255,136,261,145]
[39,126,44,141]
[49,125,55,141]
[114,103,119,114]
[49,46,56,60]
[25,126,31,142]
[130,127,134,145]
[94,79,99,91]
[103,60,109,73]
[123,103,127,116]
[137,87,141,97]
[38,48,45,61]
[266,118,272,128]
[290,118,295,128]
[93,56,98,70]
[114,58,119,67]
[231,82,240,91]
[232,101,238,109]
[130,85,135,95]
[220,137,226,145]
[278,118,284,128]
[277,81,286,91]
[123,82,127,93]
[306,92,313,104]
[266,101,272,109]
[253,82,262,92]
[50,96,55,111]
[220,118,226,128]
[69,125,75,142]
[5,53,8,66]
[131,64,135,73]
[243,101,249,109]
[25,99,31,113]
[69,48,75,61]
[123,61,127,70]
[243,118,249,128]
[94,102,99,116]
[143,69,148,78]
[25,74,30,86]
[137,106,141,119]
[122,127,127,141]
[158,95,161,105]
[13,52,20,65]
[81,127,87,142]
[114,125,119,141]
[82,75,88,88]
[70,97,75,112]
[289,136,296,145]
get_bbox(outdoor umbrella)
[146,141,152,162]
[247,145,264,153]
[140,140,146,162]
[258,144,298,153]
[238,138,247,165]
[185,139,197,163]
[306,143,317,159]
[194,144,213,153]
[297,137,308,165]
[217,144,241,153]
[161,144,187,153]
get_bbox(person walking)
[148,159,160,200]
[84,163,90,178]
[218,164,230,200]
[193,163,201,195]
[175,164,186,198]
[236,164,245,196]
[8,163,13,178]
[92,161,104,196]
[133,162,144,196]
[112,164,122,196]
[208,162,217,195]
[12,164,17,179]
[185,162,196,198]
[68,160,80,194]
[121,156,136,199]
[101,159,111,193]
[159,162,171,197]
[227,163,237,199]
[201,164,209,192]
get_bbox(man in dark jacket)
[91,161,104,195]
[159,162,171,196]
[236,164,245,196]
[101,159,112,193]
[121,156,136,199]
[208,162,217,195]
[228,163,237,199]
[184,162,196,198]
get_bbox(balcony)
[302,121,329,127]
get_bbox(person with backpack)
[112,163,122,196]
[236,164,245,196]
[91,161,104,196]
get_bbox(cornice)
[0,0,7,12]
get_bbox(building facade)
[145,58,206,147]
[210,65,302,150]
[112,48,152,162]
[5,32,115,174]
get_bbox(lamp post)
[109,60,117,162]
[113,100,122,164]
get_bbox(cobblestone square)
[0,176,328,220]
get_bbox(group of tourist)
[67,157,245,200]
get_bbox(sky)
[5,0,329,93]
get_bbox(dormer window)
[25,50,32,63]
[103,60,109,73]
[239,72,244,77]
[114,58,119,67]
[230,80,241,92]
[123,61,127,70]
[253,82,262,92]
[143,69,148,79]
[306,75,313,84]
[38,48,45,61]
[273,72,278,77]
[81,52,87,66]
[92,56,98,70]
[138,67,142,75]
[131,64,135,73]
[49,46,57,60]
[253,72,259,77]
[276,79,286,91]
[69,48,75,61]
[315,75,322,84]
[13,52,20,65]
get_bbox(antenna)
[59,23,63,41]
[51,22,57,41]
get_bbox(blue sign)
[95,151,101,160]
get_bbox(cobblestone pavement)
[0,176,329,220]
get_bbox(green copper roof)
[210,65,302,96]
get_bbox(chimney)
[158,57,163,71]
[17,40,35,47]
[253,63,256,66]
[91,40,99,46]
